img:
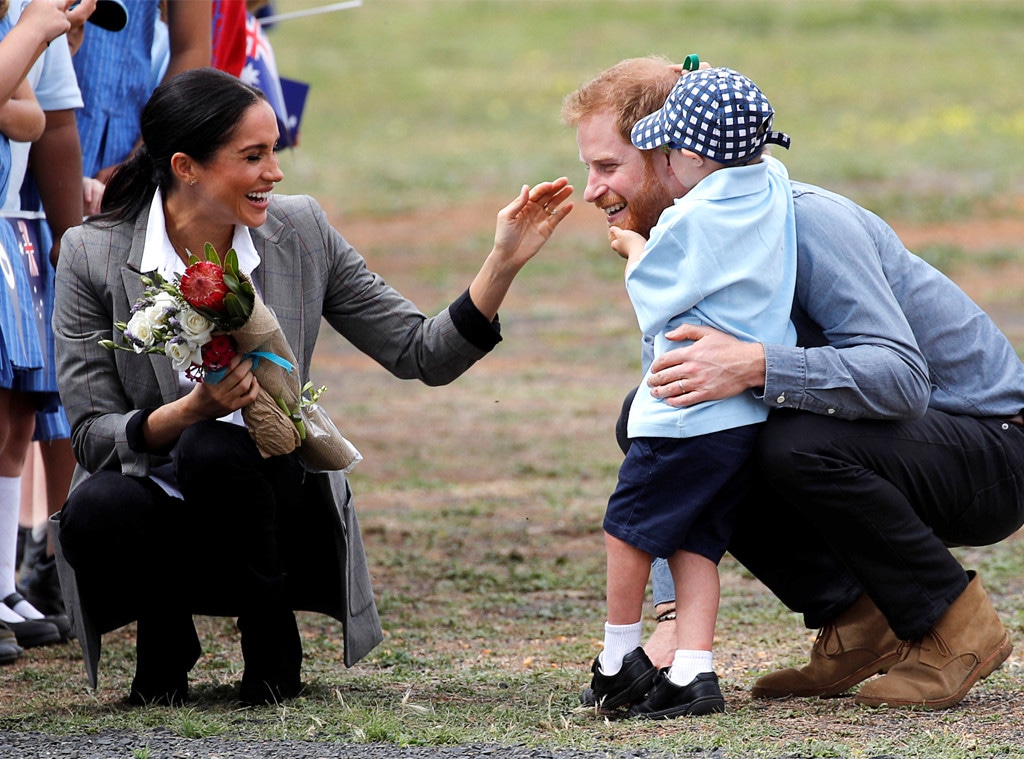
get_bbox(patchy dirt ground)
[4,196,1023,756]
[319,195,1024,750]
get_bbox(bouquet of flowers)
[100,244,361,472]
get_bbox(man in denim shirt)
[563,56,1024,711]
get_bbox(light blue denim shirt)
[642,181,1024,421]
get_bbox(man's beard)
[621,165,675,239]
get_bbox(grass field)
[3,2,1024,757]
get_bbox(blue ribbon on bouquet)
[204,350,294,384]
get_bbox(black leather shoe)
[237,608,304,706]
[239,674,303,706]
[1,613,61,649]
[128,612,200,707]
[128,674,190,707]
[17,553,67,616]
[0,622,23,665]
[582,647,657,712]
[628,669,725,720]
[3,593,72,642]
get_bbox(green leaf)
[224,293,247,319]
[203,242,221,266]
[225,248,240,276]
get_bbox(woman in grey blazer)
[51,68,572,706]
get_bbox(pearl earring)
[189,178,196,186]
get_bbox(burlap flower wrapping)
[229,276,362,472]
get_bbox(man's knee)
[755,410,843,489]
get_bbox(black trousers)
[622,390,1024,640]
[60,421,308,681]
[734,409,1024,639]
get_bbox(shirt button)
[827,408,836,415]
[1002,423,1010,430]
[776,394,786,404]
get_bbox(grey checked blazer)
[52,194,491,687]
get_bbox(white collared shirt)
[142,189,261,280]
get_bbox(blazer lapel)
[118,207,181,403]
[249,212,307,370]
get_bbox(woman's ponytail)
[94,144,159,225]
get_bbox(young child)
[0,0,73,657]
[586,67,797,719]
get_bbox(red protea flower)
[180,261,229,312]
[201,334,237,372]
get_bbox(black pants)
[623,391,1024,640]
[736,409,1024,639]
[60,421,307,684]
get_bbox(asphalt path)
[0,731,726,759]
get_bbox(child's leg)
[601,531,652,673]
[0,392,37,598]
[666,549,719,686]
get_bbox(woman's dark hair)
[96,68,268,225]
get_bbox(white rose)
[124,310,156,352]
[177,306,214,344]
[152,290,178,311]
[165,337,201,372]
[144,293,177,327]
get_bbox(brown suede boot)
[751,593,901,699]
[855,571,1012,710]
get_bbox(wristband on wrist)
[655,608,677,624]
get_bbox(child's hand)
[20,0,72,44]
[82,176,105,216]
[608,225,646,263]
[65,0,97,54]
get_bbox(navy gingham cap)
[631,67,791,164]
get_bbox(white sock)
[0,476,21,599]
[31,521,47,543]
[0,601,26,624]
[7,596,45,621]
[599,620,643,675]
[668,649,714,687]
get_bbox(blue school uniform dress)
[0,108,45,390]
[0,11,66,438]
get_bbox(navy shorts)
[603,424,760,562]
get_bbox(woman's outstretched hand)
[470,178,573,320]
[493,177,573,268]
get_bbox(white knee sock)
[0,476,22,599]
[599,620,643,675]
[0,476,44,621]
[668,649,714,687]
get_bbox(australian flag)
[241,14,309,148]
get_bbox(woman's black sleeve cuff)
[449,288,502,351]
[125,407,173,455]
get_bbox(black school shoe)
[0,622,23,665]
[628,669,725,720]
[581,647,657,712]
[2,593,72,642]
[17,553,67,616]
